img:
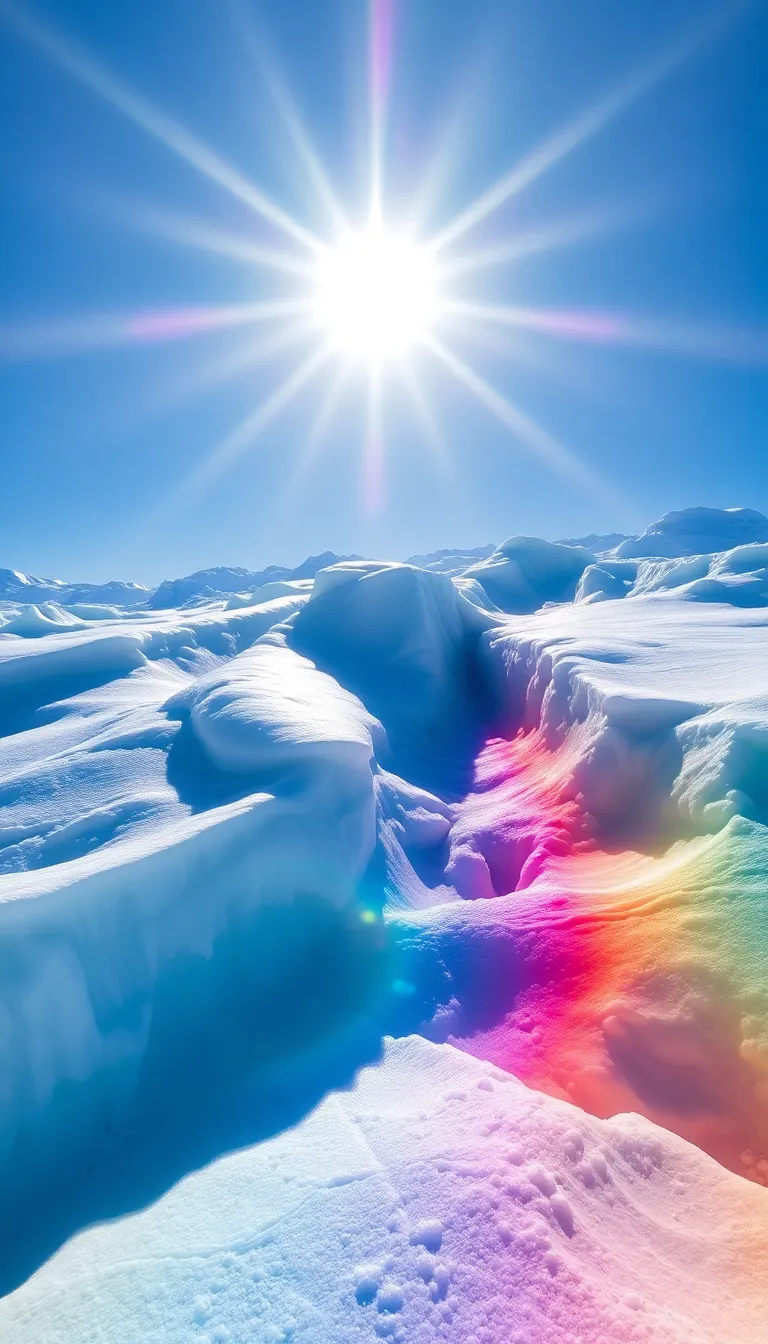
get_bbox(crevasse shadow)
[0,894,390,1299]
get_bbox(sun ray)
[422,333,607,496]
[438,199,654,281]
[0,299,313,361]
[182,342,335,497]
[364,364,385,511]
[278,359,353,505]
[261,71,350,236]
[3,0,751,519]
[441,300,623,344]
[403,62,489,236]
[228,2,350,236]
[441,300,768,367]
[119,204,318,280]
[132,321,318,429]
[438,305,574,386]
[369,0,395,225]
[0,1,324,254]
[395,356,453,477]
[429,1,750,253]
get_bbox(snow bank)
[224,579,314,610]
[576,545,768,606]
[176,640,377,780]
[381,596,768,1179]
[289,561,494,785]
[0,601,386,1293]
[466,537,594,613]
[3,1036,766,1343]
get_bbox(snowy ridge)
[0,508,767,1339]
[616,506,768,558]
[4,506,767,614]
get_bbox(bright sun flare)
[312,228,439,364]
[1,0,743,510]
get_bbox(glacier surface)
[1,506,767,1340]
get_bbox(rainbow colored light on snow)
[442,730,768,1183]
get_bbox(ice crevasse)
[0,533,767,1339]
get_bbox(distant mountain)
[6,510,768,615]
[404,545,496,574]
[556,532,629,553]
[0,568,149,608]
[146,551,361,609]
[616,507,768,559]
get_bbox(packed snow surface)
[5,1037,768,1344]
[1,506,767,1340]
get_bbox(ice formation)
[0,506,767,1341]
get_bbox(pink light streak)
[370,0,394,122]
[126,306,249,342]
[369,0,395,221]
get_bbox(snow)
[465,537,595,613]
[147,552,359,610]
[0,568,150,608]
[0,506,767,1339]
[3,1037,767,1343]
[616,506,768,558]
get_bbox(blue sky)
[0,0,767,583]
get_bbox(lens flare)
[311,228,439,365]
[0,0,758,506]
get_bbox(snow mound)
[465,537,594,613]
[224,578,314,609]
[3,1036,766,1344]
[175,639,378,779]
[575,543,768,606]
[289,561,492,782]
[616,506,768,558]
[0,601,89,636]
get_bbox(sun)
[3,0,739,508]
[311,227,439,365]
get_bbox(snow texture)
[0,505,767,1341]
[4,1038,767,1343]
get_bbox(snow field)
[0,508,767,1338]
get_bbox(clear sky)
[0,0,767,584]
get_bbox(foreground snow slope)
[1,509,768,1334]
[4,1036,767,1344]
[385,596,768,1179]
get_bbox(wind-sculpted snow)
[1,528,768,1339]
[0,593,386,1292]
[577,543,768,606]
[384,600,768,1177]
